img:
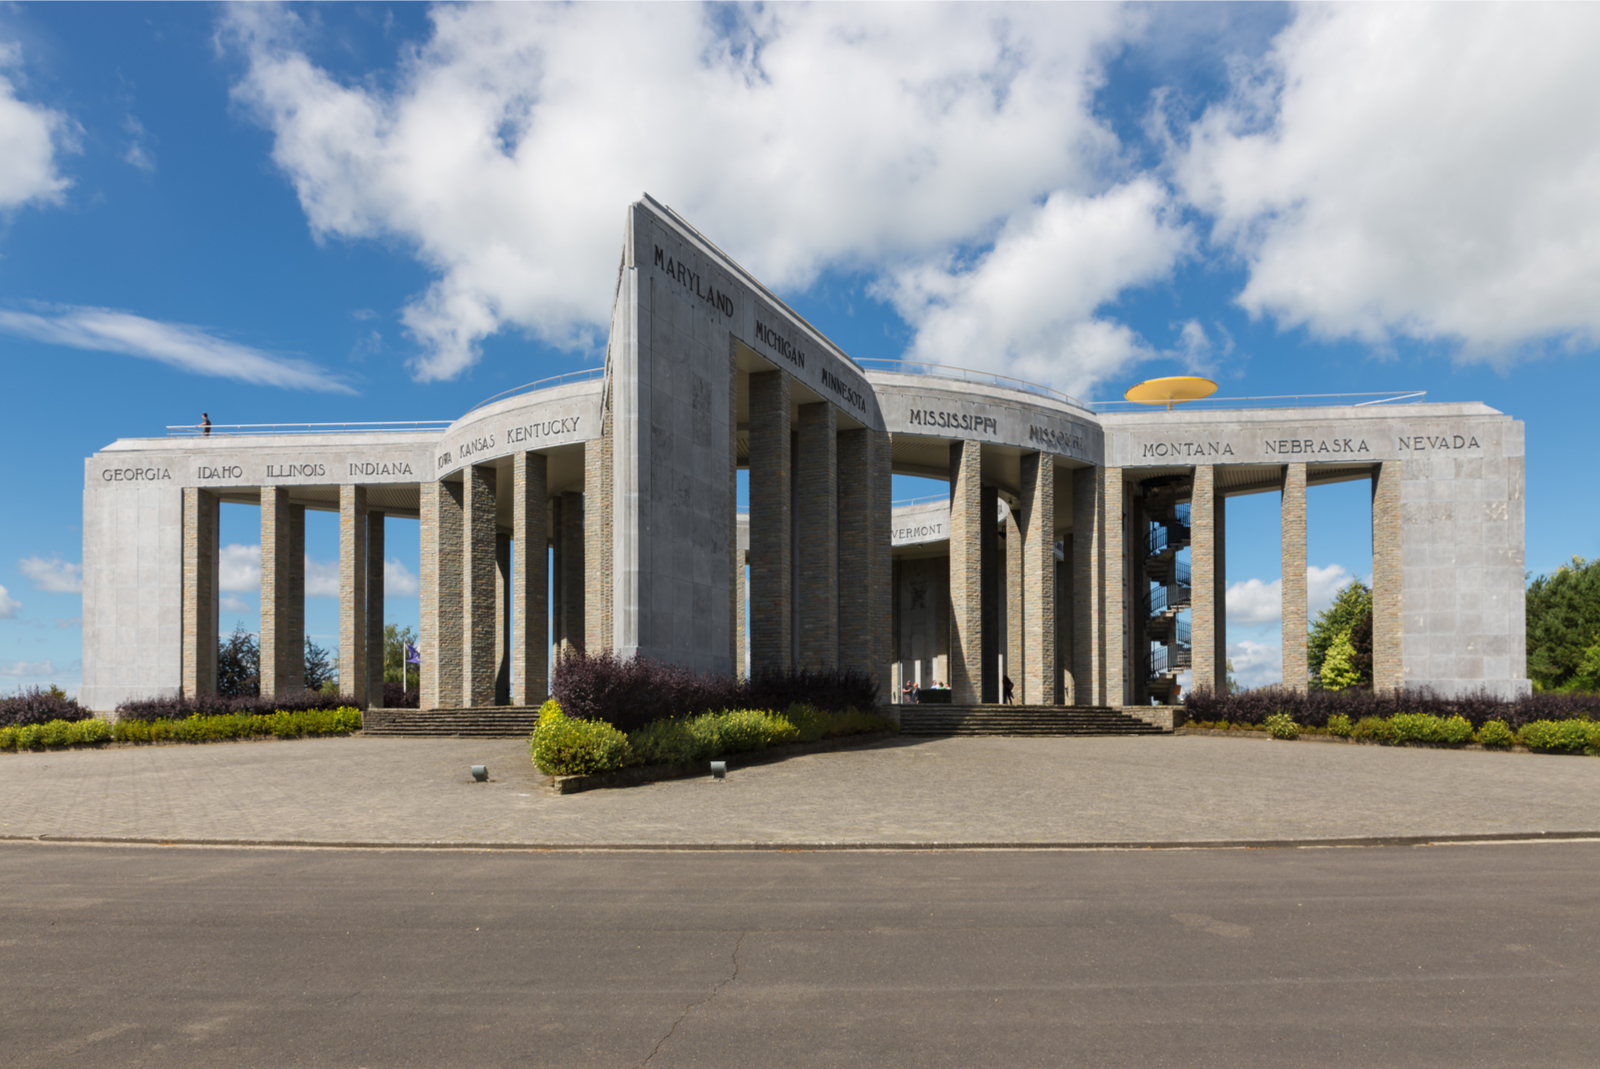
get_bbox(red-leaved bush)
[0,687,92,727]
[552,650,879,733]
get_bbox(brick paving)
[0,734,1596,847]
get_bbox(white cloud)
[881,180,1189,399]
[0,305,354,393]
[1225,576,1280,626]
[384,558,419,597]
[305,557,340,598]
[1,659,54,677]
[18,555,82,594]
[1173,4,1600,361]
[224,4,1179,390]
[220,595,254,615]
[0,45,74,210]
[1226,639,1281,691]
[0,583,19,618]
[55,617,81,629]
[123,115,156,173]
[1307,563,1356,616]
[219,543,262,592]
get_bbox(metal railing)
[167,420,451,438]
[1144,582,1192,617]
[1096,390,1426,412]
[858,358,1090,411]
[1146,519,1191,558]
[891,493,950,508]
[1149,643,1192,675]
[465,367,606,414]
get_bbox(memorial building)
[79,197,1529,717]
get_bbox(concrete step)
[897,705,1168,737]
[362,706,543,738]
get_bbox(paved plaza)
[1,733,1595,847]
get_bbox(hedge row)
[1195,712,1599,754]
[115,689,390,722]
[1186,686,1599,731]
[0,708,362,749]
[0,687,92,728]
[553,651,879,733]
[529,699,895,776]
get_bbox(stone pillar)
[181,487,219,699]
[1129,493,1148,706]
[554,491,585,656]
[1190,466,1218,696]
[1103,468,1126,706]
[1371,461,1403,692]
[1215,490,1228,690]
[735,552,747,680]
[1072,466,1103,706]
[259,488,296,696]
[1280,463,1308,690]
[838,427,892,693]
[495,532,511,705]
[338,485,368,708]
[948,440,985,704]
[420,479,463,710]
[979,485,1000,702]
[1004,497,1023,700]
[366,511,385,707]
[796,402,838,669]
[463,465,497,708]
[583,420,614,656]
[749,371,792,672]
[512,451,549,706]
[1020,453,1056,706]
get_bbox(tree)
[304,637,336,692]
[1320,628,1363,691]
[1527,556,1600,691]
[1308,579,1372,689]
[383,624,417,686]
[218,624,260,697]
[1224,658,1239,694]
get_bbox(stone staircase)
[361,706,542,738]
[896,704,1171,737]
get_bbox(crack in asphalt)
[636,929,746,1068]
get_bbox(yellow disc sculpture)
[1123,375,1218,411]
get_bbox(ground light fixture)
[710,761,727,780]
[1123,375,1218,411]
[471,765,488,782]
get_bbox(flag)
[405,642,421,666]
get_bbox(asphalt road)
[2,841,1595,1068]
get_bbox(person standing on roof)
[201,412,212,437]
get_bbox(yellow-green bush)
[1475,719,1516,748]
[107,708,360,744]
[1265,712,1299,740]
[629,709,799,766]
[1327,714,1354,738]
[1351,716,1395,744]
[1517,718,1599,755]
[529,709,633,775]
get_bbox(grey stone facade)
[79,198,1528,715]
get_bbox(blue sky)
[2,3,1598,694]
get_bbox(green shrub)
[530,710,633,775]
[37,719,74,746]
[16,724,41,749]
[0,724,17,749]
[102,708,360,745]
[1265,712,1299,740]
[628,709,800,766]
[1518,718,1598,754]
[1438,715,1474,745]
[1327,714,1354,738]
[1389,713,1442,744]
[1476,719,1516,748]
[784,702,831,743]
[1351,716,1394,744]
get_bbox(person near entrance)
[1003,675,1015,704]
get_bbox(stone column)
[1004,497,1023,700]
[1072,466,1103,706]
[948,440,985,704]
[338,485,368,708]
[1371,461,1403,692]
[181,487,219,699]
[1190,466,1218,695]
[288,504,305,691]
[1020,453,1056,706]
[420,480,464,710]
[735,552,747,680]
[1104,468,1126,706]
[838,427,892,692]
[979,485,1000,702]
[796,402,838,669]
[1281,462,1309,691]
[1129,493,1148,706]
[749,371,792,672]
[495,532,511,706]
[554,491,585,656]
[366,511,385,707]
[583,421,614,656]
[259,488,294,696]
[1215,489,1228,690]
[463,465,497,708]
[512,451,549,706]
